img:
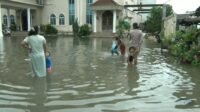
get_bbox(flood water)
[0,36,200,112]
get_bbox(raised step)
[89,32,117,38]
[11,31,28,37]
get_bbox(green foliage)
[45,24,58,34]
[79,24,91,37]
[195,6,200,17]
[10,22,16,31]
[72,18,79,36]
[144,5,173,34]
[169,27,200,65]
[40,24,46,33]
[116,19,131,38]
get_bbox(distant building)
[0,0,143,36]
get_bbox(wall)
[164,14,177,38]
[41,0,97,32]
[41,0,70,31]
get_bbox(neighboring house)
[0,0,142,35]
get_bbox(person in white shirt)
[21,26,48,77]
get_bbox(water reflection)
[30,77,47,112]
[126,66,139,95]
[0,37,5,63]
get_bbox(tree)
[144,5,173,34]
[116,19,130,38]
[195,6,200,17]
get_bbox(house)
[0,0,144,37]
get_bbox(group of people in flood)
[21,23,143,78]
[111,23,144,65]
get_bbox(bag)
[46,55,52,73]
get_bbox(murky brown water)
[0,36,200,112]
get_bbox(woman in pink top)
[129,23,143,65]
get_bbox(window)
[86,0,93,24]
[3,15,8,26]
[50,14,56,25]
[10,15,15,24]
[69,0,75,25]
[59,14,65,25]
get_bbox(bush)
[79,24,91,37]
[116,19,130,38]
[45,24,58,34]
[169,27,200,65]
[40,24,46,33]
[10,22,17,31]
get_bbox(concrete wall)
[164,14,177,38]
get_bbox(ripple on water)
[0,38,200,111]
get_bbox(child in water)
[111,40,119,55]
[115,37,126,55]
[127,46,137,65]
[46,51,52,73]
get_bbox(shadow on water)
[46,36,58,48]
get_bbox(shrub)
[10,22,16,31]
[79,24,91,37]
[116,19,130,38]
[39,24,46,33]
[45,24,58,34]
[169,27,200,65]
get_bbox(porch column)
[7,9,10,28]
[0,3,3,37]
[113,10,117,33]
[27,8,31,31]
[93,11,97,33]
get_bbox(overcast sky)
[156,0,200,14]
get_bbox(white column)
[27,8,31,31]
[0,3,3,37]
[113,10,117,33]
[93,11,97,33]
[7,9,10,28]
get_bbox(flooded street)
[0,36,200,112]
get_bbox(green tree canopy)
[195,6,200,17]
[144,5,173,34]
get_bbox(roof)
[92,0,120,6]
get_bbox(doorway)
[102,11,113,31]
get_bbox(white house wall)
[1,9,16,17]
[1,0,144,32]
[1,8,16,25]
[42,0,70,31]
